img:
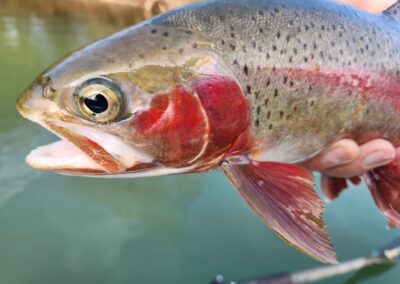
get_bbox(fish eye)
[74,77,122,123]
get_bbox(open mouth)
[26,139,106,174]
[24,120,153,176]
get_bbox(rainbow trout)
[16,0,400,263]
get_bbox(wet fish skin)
[155,0,400,162]
[16,0,400,264]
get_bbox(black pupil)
[84,94,109,114]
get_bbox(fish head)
[16,24,250,177]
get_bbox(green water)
[0,9,399,284]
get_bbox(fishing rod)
[211,238,400,284]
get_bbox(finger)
[301,139,359,172]
[336,0,396,13]
[323,139,396,178]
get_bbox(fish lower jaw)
[26,139,105,172]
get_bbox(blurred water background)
[0,1,399,283]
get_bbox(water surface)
[0,7,399,284]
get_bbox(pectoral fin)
[222,158,337,264]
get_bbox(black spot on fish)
[257,106,261,115]
[162,46,167,50]
[229,44,236,51]
[266,78,271,87]
[252,41,257,49]
[221,39,225,45]
[266,52,270,59]
[310,101,315,107]
[259,28,264,34]
[272,45,277,51]
[255,91,260,99]
[286,35,291,43]
[283,76,288,84]
[231,33,236,38]
[276,31,281,39]
[243,65,249,76]
[255,119,260,127]
[279,111,284,119]
[288,56,293,63]
[321,24,325,31]
[246,85,252,94]
[178,48,184,54]
[293,48,298,55]
[185,30,192,35]
[163,32,169,37]
[192,43,198,49]
[313,43,317,50]
[267,111,271,119]
[264,98,269,106]
[303,57,308,63]
[233,59,239,65]
[274,89,279,97]
[269,124,273,130]
[258,10,264,16]
[151,29,157,34]
[289,81,294,87]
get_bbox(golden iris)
[74,78,122,123]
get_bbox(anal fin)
[321,175,361,201]
[364,162,400,227]
[222,158,337,264]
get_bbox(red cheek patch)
[131,75,250,167]
[132,87,207,165]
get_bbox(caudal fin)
[222,159,337,264]
[364,162,400,227]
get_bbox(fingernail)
[362,151,395,168]
[322,147,353,166]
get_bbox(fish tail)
[364,162,400,227]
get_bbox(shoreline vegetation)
[0,0,195,27]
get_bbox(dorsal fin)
[384,1,400,22]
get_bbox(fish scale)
[155,0,400,161]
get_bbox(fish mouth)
[26,136,198,178]
[21,111,198,177]
[27,139,109,174]
[24,120,160,177]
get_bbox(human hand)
[336,0,396,13]
[302,139,397,178]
